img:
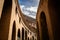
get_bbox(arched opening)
[40,12,49,40]
[25,30,27,40]
[22,28,24,40]
[17,29,20,40]
[12,21,16,40]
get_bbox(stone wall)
[36,0,60,40]
[0,0,37,40]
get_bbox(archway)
[17,29,20,40]
[25,30,27,40]
[22,28,24,40]
[12,21,16,40]
[40,12,49,40]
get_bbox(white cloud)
[20,5,37,19]
[20,5,38,13]
[26,7,38,12]
[20,5,24,11]
[19,0,40,19]
[20,5,24,8]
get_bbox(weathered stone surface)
[36,0,60,40]
[0,0,37,40]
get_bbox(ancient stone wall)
[0,0,37,40]
[36,0,60,40]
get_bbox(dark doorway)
[17,29,20,40]
[12,21,16,40]
[40,12,49,40]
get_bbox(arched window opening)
[22,28,24,40]
[12,21,16,40]
[40,12,49,40]
[25,30,27,40]
[17,29,20,40]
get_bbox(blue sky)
[18,0,40,19]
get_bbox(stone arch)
[36,0,54,40]
[36,0,58,40]
[40,12,49,40]
[12,21,16,40]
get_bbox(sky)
[18,0,40,19]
